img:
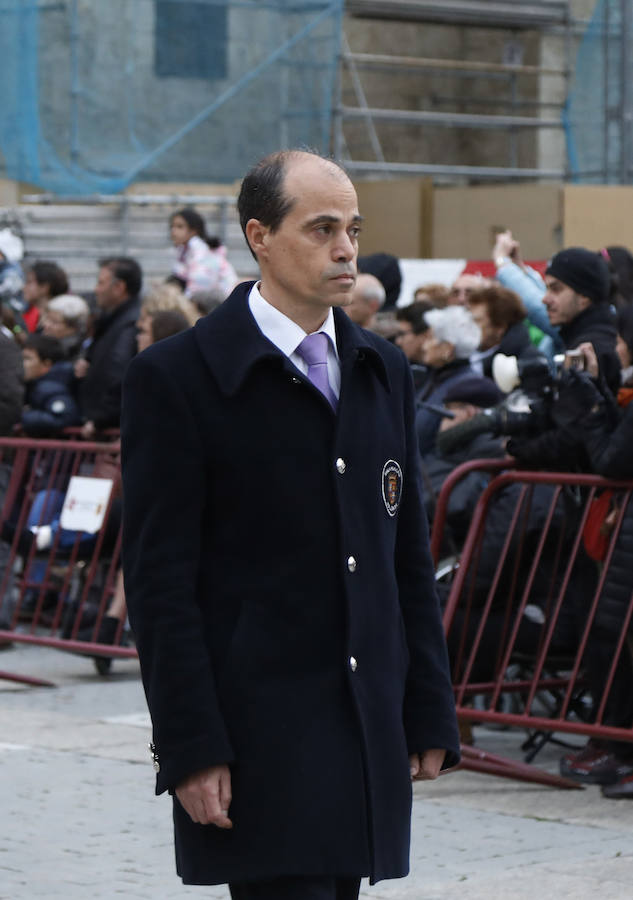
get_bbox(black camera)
[436,354,565,455]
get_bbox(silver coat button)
[349,656,358,672]
[336,458,347,474]
[291,376,301,384]
[347,556,357,573]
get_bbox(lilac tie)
[295,332,338,410]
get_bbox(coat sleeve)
[395,358,461,768]
[0,337,24,435]
[580,404,633,479]
[21,386,81,437]
[87,324,138,428]
[121,351,235,794]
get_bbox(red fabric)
[583,490,615,562]
[461,260,547,278]
[22,306,40,333]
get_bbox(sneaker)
[560,738,607,770]
[560,750,633,785]
[602,774,633,799]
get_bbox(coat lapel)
[194,280,392,397]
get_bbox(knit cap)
[545,247,610,304]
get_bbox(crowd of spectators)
[2,208,633,797]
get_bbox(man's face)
[395,323,426,364]
[248,156,361,323]
[23,348,50,382]
[95,266,125,311]
[469,303,504,351]
[23,271,49,306]
[543,276,590,327]
[448,275,480,306]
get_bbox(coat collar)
[193,281,391,396]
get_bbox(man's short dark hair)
[99,256,143,298]
[237,149,347,258]
[468,285,526,330]
[29,260,69,298]
[24,333,65,365]
[395,300,434,334]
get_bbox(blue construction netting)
[565,0,624,183]
[0,0,343,195]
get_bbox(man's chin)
[329,281,356,307]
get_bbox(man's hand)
[575,341,600,379]
[409,749,446,781]
[492,230,523,269]
[175,764,233,828]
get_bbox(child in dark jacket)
[22,334,80,437]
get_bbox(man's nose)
[332,231,356,261]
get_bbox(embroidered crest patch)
[381,459,403,517]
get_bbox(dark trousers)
[228,875,362,900]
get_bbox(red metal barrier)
[0,436,135,683]
[431,459,633,787]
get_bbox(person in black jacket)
[0,329,24,436]
[507,248,620,470]
[75,257,141,438]
[545,349,633,794]
[21,334,80,437]
[121,149,459,897]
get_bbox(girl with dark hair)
[169,207,238,300]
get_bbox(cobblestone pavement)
[2,644,633,899]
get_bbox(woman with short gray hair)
[415,304,500,456]
[42,293,91,360]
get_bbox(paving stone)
[2,644,633,899]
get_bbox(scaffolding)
[0,0,344,195]
[336,0,575,181]
[565,0,633,182]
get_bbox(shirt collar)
[249,281,339,359]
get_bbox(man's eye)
[349,227,361,238]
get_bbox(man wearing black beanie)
[543,246,619,394]
[505,246,620,471]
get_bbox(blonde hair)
[141,282,199,326]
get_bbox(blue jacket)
[22,361,80,436]
[495,261,563,355]
[121,281,459,887]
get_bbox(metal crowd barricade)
[431,458,633,788]
[0,436,135,686]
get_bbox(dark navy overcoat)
[121,282,460,887]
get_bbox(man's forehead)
[284,157,356,201]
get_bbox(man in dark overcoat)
[121,150,460,900]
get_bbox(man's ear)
[577,293,592,312]
[245,219,269,259]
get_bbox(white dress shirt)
[248,281,341,399]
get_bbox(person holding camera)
[545,346,633,794]
[505,247,620,470]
